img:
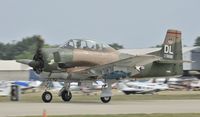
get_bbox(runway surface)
[1,100,200,117]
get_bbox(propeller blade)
[35,38,44,51]
[16,59,33,65]
[17,38,45,74]
[16,59,38,68]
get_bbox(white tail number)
[164,45,173,54]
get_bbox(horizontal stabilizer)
[156,60,193,64]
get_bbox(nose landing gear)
[42,91,52,103]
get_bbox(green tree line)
[0,35,55,60]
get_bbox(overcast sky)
[0,0,199,48]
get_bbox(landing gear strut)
[41,81,53,103]
[100,81,112,103]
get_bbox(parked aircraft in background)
[13,80,42,93]
[117,79,169,95]
[12,70,42,93]
[17,29,185,103]
[0,70,42,96]
[0,80,42,96]
[190,80,200,89]
[147,76,199,90]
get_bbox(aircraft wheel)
[100,96,111,103]
[124,91,131,95]
[61,90,72,102]
[42,91,52,103]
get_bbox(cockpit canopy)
[61,39,116,52]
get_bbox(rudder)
[149,29,183,75]
[161,29,182,60]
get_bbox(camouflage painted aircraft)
[17,29,183,103]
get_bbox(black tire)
[42,91,52,103]
[61,90,72,102]
[124,91,131,95]
[100,96,111,103]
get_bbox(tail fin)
[150,29,183,75]
[151,29,182,60]
[161,29,182,60]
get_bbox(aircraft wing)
[73,55,161,79]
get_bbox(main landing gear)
[42,81,53,103]
[41,81,72,103]
[41,90,72,103]
[41,81,112,103]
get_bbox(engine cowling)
[53,50,74,68]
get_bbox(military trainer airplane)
[17,29,184,103]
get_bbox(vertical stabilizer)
[160,29,182,60]
[149,29,183,75]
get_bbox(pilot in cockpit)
[76,40,81,49]
[96,44,100,50]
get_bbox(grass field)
[1,90,200,103]
[18,113,200,117]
